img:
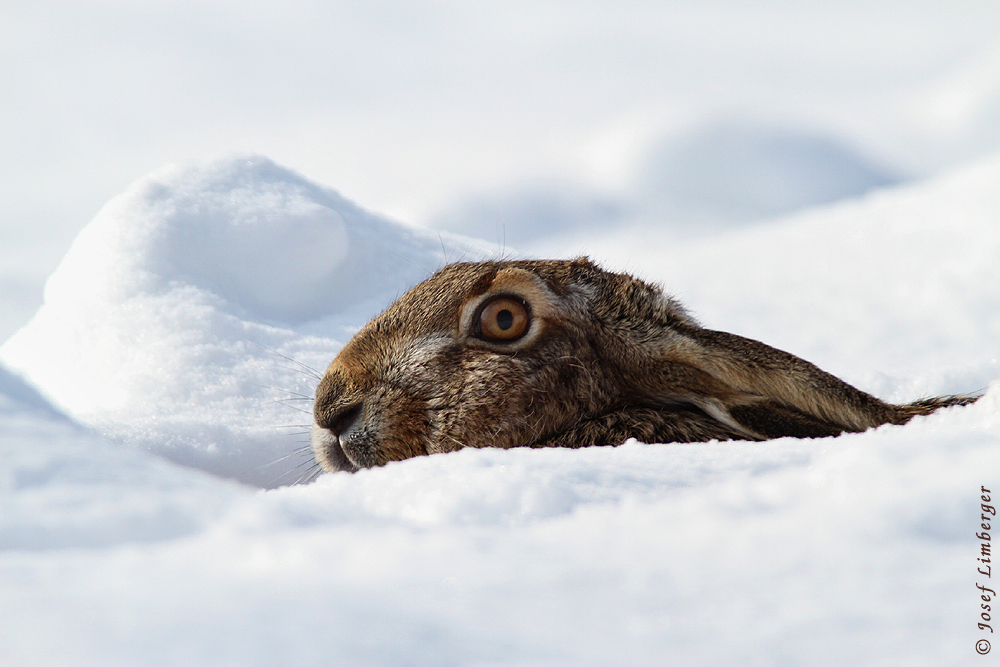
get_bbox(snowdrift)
[1,154,998,666]
[0,157,491,487]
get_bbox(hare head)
[311,258,976,472]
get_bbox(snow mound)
[39,155,489,326]
[0,156,493,487]
[639,120,900,224]
[431,121,904,250]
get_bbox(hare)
[311,258,977,472]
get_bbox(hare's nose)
[319,402,364,438]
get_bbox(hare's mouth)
[310,425,360,473]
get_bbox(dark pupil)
[496,309,514,330]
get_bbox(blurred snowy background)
[2,2,1000,665]
[4,1,1000,340]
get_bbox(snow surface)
[1,152,998,665]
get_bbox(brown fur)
[311,258,978,472]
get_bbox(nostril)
[324,402,363,438]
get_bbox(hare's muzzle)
[311,401,365,473]
[321,401,363,438]
[310,424,360,473]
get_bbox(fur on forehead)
[349,256,690,353]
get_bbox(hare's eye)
[477,296,529,342]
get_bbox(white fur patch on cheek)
[383,333,454,390]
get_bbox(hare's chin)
[310,424,359,473]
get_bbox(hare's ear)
[640,328,905,439]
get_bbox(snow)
[1,157,490,487]
[431,120,903,246]
[1,150,998,665]
[635,119,901,221]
